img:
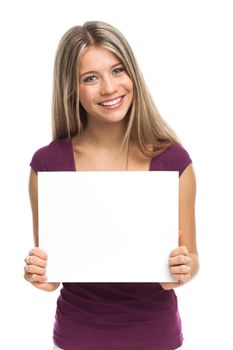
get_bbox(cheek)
[78,86,100,112]
[78,86,90,108]
[126,79,133,102]
[124,76,133,94]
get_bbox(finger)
[29,247,48,260]
[170,246,189,258]
[24,271,48,283]
[24,264,46,275]
[173,273,191,283]
[169,255,191,267]
[25,255,47,268]
[170,264,191,275]
[31,274,48,283]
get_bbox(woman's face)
[78,45,133,125]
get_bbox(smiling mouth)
[99,96,124,107]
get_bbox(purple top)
[30,139,192,350]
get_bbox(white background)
[0,0,232,349]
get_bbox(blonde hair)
[52,21,180,156]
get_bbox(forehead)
[79,45,121,73]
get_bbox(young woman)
[24,21,199,350]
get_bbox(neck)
[80,120,127,151]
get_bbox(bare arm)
[24,169,60,292]
[29,168,39,246]
[160,164,199,290]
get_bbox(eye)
[83,75,97,83]
[113,66,125,75]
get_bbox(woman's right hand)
[24,247,60,292]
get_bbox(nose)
[100,76,117,96]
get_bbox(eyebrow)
[79,62,123,78]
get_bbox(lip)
[98,95,125,110]
[98,95,124,104]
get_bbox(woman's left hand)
[160,246,192,290]
[169,246,192,283]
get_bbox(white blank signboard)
[38,171,179,282]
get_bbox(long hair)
[52,21,180,156]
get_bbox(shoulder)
[30,139,73,172]
[150,143,192,176]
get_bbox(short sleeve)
[30,139,75,172]
[30,146,50,172]
[168,144,192,176]
[150,143,192,176]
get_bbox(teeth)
[100,97,122,106]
